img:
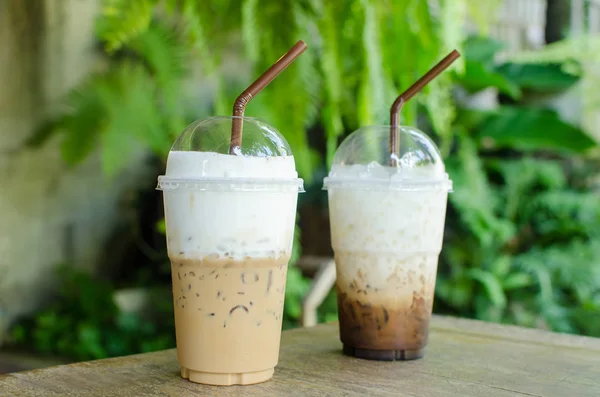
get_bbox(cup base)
[343,344,424,361]
[181,367,274,386]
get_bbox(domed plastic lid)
[323,125,452,191]
[157,116,304,192]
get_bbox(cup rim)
[156,175,305,192]
[322,174,453,192]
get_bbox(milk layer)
[163,151,299,261]
[326,163,448,307]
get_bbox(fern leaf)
[515,256,554,303]
[357,0,388,126]
[181,0,215,71]
[516,240,600,304]
[294,2,321,129]
[99,62,169,176]
[317,1,344,166]
[60,79,107,165]
[467,268,507,308]
[438,0,466,72]
[446,134,515,247]
[129,22,188,136]
[241,0,260,62]
[525,190,600,239]
[98,0,157,52]
[424,74,455,154]
[490,158,567,220]
[383,0,426,127]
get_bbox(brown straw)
[389,50,461,166]
[229,40,308,154]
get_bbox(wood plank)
[1,316,599,396]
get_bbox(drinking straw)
[230,40,308,154]
[389,50,461,166]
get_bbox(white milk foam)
[163,151,299,261]
[327,161,448,184]
[166,151,298,179]
[326,163,448,294]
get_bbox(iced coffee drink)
[324,125,452,360]
[157,117,303,385]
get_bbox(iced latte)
[158,117,303,385]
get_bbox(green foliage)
[436,37,600,336]
[9,265,175,360]
[28,23,188,177]
[496,64,579,92]
[97,0,157,52]
[33,0,484,181]
[22,0,486,339]
[16,1,600,361]
[506,36,600,137]
[468,107,596,154]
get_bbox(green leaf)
[467,268,507,309]
[117,313,141,333]
[357,0,389,126]
[446,134,515,247]
[77,323,106,359]
[489,255,512,278]
[241,0,260,62]
[317,2,344,167]
[490,158,567,221]
[436,276,474,309]
[502,273,534,290]
[462,35,505,66]
[455,60,521,99]
[517,260,554,302]
[496,63,580,92]
[60,83,106,165]
[473,107,597,153]
[10,325,26,343]
[525,191,600,238]
[474,294,504,323]
[97,0,157,52]
[129,23,187,136]
[284,265,310,320]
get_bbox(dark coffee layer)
[342,345,424,361]
[336,288,432,359]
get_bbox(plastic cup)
[157,116,304,385]
[323,125,452,361]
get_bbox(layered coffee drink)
[324,125,451,361]
[158,118,303,385]
[329,186,447,360]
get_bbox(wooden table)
[1,316,599,396]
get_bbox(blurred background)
[1,0,600,373]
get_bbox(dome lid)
[323,125,452,191]
[157,116,303,192]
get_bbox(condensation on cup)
[323,125,452,361]
[157,116,304,385]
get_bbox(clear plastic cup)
[323,125,452,361]
[157,116,304,385]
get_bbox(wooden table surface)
[1,315,599,396]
